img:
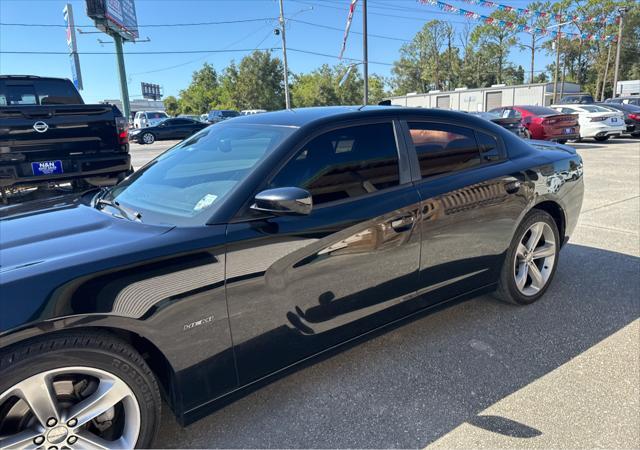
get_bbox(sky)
[0,0,570,104]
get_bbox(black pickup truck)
[0,76,132,197]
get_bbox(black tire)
[631,132,640,138]
[523,128,532,139]
[141,132,155,145]
[594,135,609,142]
[557,139,567,144]
[494,210,560,305]
[0,331,161,448]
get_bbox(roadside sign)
[86,0,139,41]
[63,4,83,90]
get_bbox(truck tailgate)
[0,105,121,159]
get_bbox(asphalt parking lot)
[128,138,640,448]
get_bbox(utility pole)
[612,7,627,98]
[278,0,291,109]
[552,25,562,104]
[362,0,368,105]
[113,34,131,121]
[601,43,613,101]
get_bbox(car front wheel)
[594,135,609,142]
[0,332,161,449]
[141,132,155,145]
[495,210,560,305]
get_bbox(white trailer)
[616,80,640,96]
[387,82,581,111]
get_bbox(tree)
[471,10,520,84]
[391,20,452,94]
[291,64,361,107]
[163,95,180,117]
[179,63,219,114]
[518,1,552,83]
[217,51,285,110]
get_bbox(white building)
[386,82,581,112]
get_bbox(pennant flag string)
[457,0,619,25]
[418,0,619,42]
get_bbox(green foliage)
[178,63,219,114]
[163,95,180,117]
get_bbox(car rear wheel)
[523,128,532,139]
[594,135,609,142]
[0,332,160,449]
[495,210,560,305]
[141,132,155,145]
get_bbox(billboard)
[141,82,162,101]
[86,0,139,41]
[63,4,83,90]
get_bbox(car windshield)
[147,112,167,119]
[108,123,296,226]
[221,110,240,117]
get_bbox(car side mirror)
[251,187,312,215]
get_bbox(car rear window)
[523,106,560,115]
[0,79,82,105]
[579,105,610,113]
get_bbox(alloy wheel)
[513,222,556,296]
[0,366,140,450]
[142,133,154,144]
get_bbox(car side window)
[269,122,400,205]
[475,131,501,162]
[407,122,481,179]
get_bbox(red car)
[490,105,580,143]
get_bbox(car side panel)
[413,162,528,305]
[0,225,237,418]
[225,185,422,385]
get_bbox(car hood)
[0,197,172,275]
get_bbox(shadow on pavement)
[466,415,542,438]
[155,243,639,448]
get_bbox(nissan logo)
[33,121,49,133]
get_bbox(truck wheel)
[0,332,161,449]
[494,210,560,305]
[141,132,155,145]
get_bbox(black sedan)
[0,107,583,448]
[129,117,208,144]
[467,111,526,137]
[595,102,640,137]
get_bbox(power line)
[0,17,276,29]
[289,18,412,42]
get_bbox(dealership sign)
[63,3,83,90]
[86,0,139,41]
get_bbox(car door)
[399,119,526,307]
[225,120,422,384]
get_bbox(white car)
[550,104,626,142]
[133,110,169,129]
[240,109,267,115]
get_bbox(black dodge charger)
[0,107,583,448]
[129,117,208,144]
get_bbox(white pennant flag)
[339,0,358,59]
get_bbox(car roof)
[228,105,491,128]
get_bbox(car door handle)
[389,215,415,233]
[505,180,521,194]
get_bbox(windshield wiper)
[95,197,143,222]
